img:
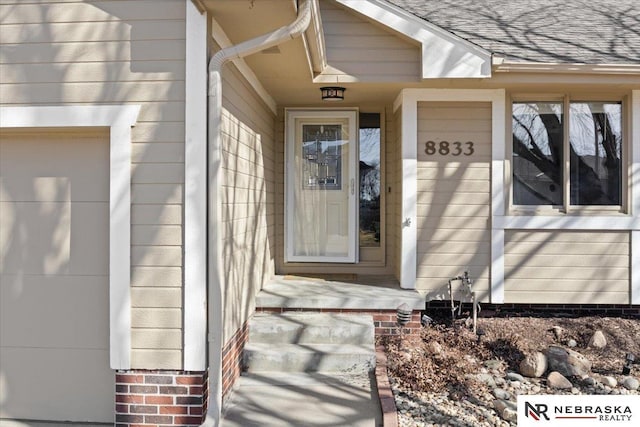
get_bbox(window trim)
[508,94,628,214]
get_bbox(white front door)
[286,110,358,263]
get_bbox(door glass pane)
[569,102,622,205]
[359,113,381,247]
[512,102,564,205]
[292,118,351,258]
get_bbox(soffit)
[203,1,639,107]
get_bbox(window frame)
[358,109,386,265]
[507,93,629,215]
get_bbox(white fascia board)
[1,104,140,369]
[493,60,640,75]
[211,17,277,114]
[334,0,491,78]
[184,0,208,371]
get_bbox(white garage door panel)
[0,135,109,202]
[0,347,113,421]
[0,201,71,275]
[0,131,113,423]
[0,275,109,348]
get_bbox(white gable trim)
[0,104,141,369]
[335,0,491,78]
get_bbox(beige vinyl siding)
[505,231,630,304]
[0,0,186,369]
[320,0,420,82]
[220,61,276,344]
[416,102,491,300]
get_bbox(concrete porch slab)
[256,275,424,311]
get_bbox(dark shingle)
[384,0,640,64]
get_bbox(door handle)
[350,178,355,195]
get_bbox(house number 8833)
[424,140,474,156]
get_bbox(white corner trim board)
[0,105,141,370]
[184,0,208,372]
[632,90,640,304]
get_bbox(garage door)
[0,130,114,423]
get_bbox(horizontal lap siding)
[505,231,630,304]
[320,1,420,82]
[0,0,186,369]
[220,62,276,344]
[416,102,492,301]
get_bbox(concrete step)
[248,312,374,345]
[243,342,376,374]
[222,372,380,427]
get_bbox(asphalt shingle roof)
[384,0,640,64]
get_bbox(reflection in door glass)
[359,113,381,247]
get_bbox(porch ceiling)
[204,0,406,107]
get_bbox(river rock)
[476,373,497,388]
[622,377,639,391]
[567,339,577,348]
[545,345,592,377]
[547,371,573,389]
[602,376,617,387]
[520,352,547,378]
[506,372,525,383]
[494,399,517,422]
[588,330,607,348]
[492,388,511,400]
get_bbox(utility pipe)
[203,1,312,425]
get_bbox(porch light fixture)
[320,86,345,101]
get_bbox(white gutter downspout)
[203,1,312,425]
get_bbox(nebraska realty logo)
[517,395,639,426]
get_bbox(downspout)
[203,1,312,425]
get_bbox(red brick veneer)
[115,371,207,426]
[221,321,249,400]
[255,307,422,337]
